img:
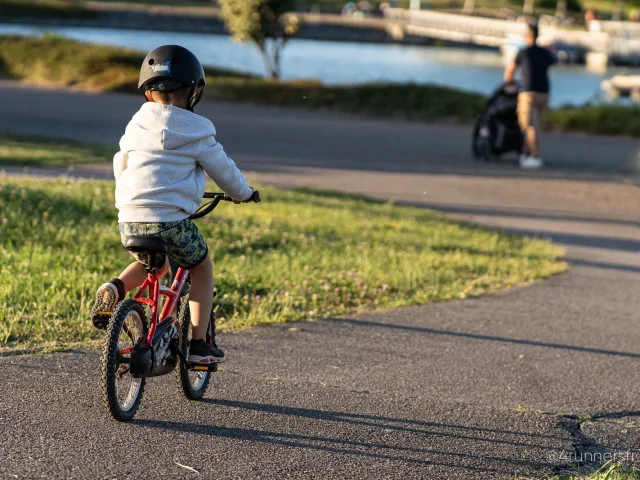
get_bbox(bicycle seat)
[124,236,168,254]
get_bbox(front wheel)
[175,292,212,400]
[100,299,148,421]
[473,135,493,161]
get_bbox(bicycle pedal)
[92,313,111,330]
[189,363,218,372]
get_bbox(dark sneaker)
[90,283,119,329]
[188,339,225,364]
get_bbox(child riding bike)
[90,45,254,365]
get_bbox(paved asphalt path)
[1,82,639,479]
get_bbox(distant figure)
[342,1,357,16]
[584,8,596,23]
[585,9,602,31]
[376,1,390,16]
[504,23,555,169]
[358,0,372,15]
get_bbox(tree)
[462,0,475,14]
[555,0,567,20]
[523,0,535,15]
[220,0,300,79]
[613,0,624,20]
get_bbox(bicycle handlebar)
[189,190,260,220]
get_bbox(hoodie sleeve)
[197,136,253,201]
[113,151,128,181]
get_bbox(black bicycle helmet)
[139,45,206,111]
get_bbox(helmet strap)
[187,86,204,112]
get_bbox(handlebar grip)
[202,191,259,202]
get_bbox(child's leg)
[187,253,213,341]
[90,257,169,328]
[118,257,170,292]
[186,252,224,363]
[117,261,146,292]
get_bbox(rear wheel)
[473,124,494,162]
[101,299,148,421]
[175,291,212,400]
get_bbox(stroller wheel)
[473,136,491,162]
[485,152,503,162]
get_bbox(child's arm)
[198,137,253,201]
[113,151,128,180]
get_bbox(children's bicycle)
[100,191,260,421]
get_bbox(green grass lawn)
[0,133,116,167]
[537,463,640,479]
[0,138,566,352]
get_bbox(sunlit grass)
[0,133,116,167]
[531,462,640,479]
[0,175,566,351]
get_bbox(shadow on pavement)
[135,401,561,475]
[591,411,640,421]
[413,203,640,229]
[205,399,564,443]
[566,258,640,274]
[330,318,640,359]
[238,155,638,183]
[501,228,639,253]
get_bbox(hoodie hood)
[121,102,216,151]
[114,101,252,223]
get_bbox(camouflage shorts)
[119,218,209,270]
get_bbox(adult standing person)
[504,23,555,169]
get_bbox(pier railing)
[383,8,630,58]
[383,8,524,47]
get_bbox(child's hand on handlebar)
[232,189,260,204]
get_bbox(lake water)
[1,23,634,107]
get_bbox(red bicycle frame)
[119,265,189,355]
[115,191,260,357]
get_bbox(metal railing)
[383,8,625,55]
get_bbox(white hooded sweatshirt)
[114,102,253,223]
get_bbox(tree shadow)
[499,227,639,254]
[328,318,640,359]
[203,398,565,443]
[591,411,640,422]
[0,180,115,226]
[399,202,640,229]
[566,258,640,274]
[0,55,16,81]
[135,399,562,475]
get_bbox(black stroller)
[472,82,523,162]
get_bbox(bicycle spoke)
[115,310,144,411]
